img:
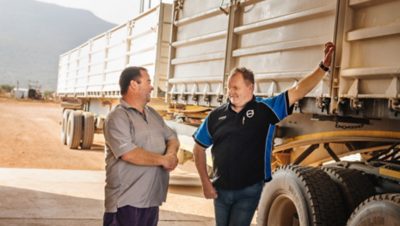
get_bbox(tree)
[0,84,15,93]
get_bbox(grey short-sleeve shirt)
[104,99,177,212]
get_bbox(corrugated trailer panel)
[168,0,399,119]
[168,0,337,107]
[129,8,159,71]
[57,54,69,93]
[339,0,400,101]
[75,44,90,93]
[168,0,229,106]
[235,0,336,97]
[66,49,79,94]
[155,4,172,94]
[102,23,130,92]
[86,34,107,94]
[57,4,171,98]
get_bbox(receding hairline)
[135,68,149,81]
[228,71,254,87]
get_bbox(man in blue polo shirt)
[193,42,335,226]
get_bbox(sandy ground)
[0,97,259,225]
[0,96,204,190]
[0,97,105,170]
[0,168,215,226]
[0,97,219,225]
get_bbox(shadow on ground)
[0,186,214,226]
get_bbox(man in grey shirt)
[103,66,180,226]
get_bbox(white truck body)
[168,0,400,115]
[57,3,171,99]
[167,0,400,165]
[57,3,173,151]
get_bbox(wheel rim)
[268,194,300,226]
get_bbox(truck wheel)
[347,193,400,226]
[66,111,83,149]
[80,112,94,150]
[257,165,346,226]
[322,167,375,219]
[61,109,72,145]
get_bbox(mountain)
[0,0,116,91]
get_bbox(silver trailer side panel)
[338,0,400,105]
[235,0,336,98]
[168,0,400,119]
[168,0,337,106]
[57,4,172,98]
[168,0,229,106]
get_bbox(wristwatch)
[319,61,330,72]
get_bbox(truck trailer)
[57,0,400,225]
[57,3,172,149]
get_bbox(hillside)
[0,0,116,90]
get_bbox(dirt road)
[0,97,216,225]
[0,97,104,170]
[0,96,204,194]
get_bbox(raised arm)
[288,42,335,106]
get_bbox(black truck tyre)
[322,167,375,219]
[347,193,400,226]
[66,110,82,149]
[257,165,346,226]
[80,112,94,150]
[61,109,72,145]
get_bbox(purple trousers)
[103,205,159,226]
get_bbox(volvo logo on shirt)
[246,109,254,118]
[218,115,227,120]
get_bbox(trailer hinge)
[316,97,331,113]
[350,98,363,111]
[389,98,400,112]
[173,0,185,21]
[174,0,184,10]
[219,0,240,15]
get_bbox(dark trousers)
[103,205,159,226]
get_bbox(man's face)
[134,70,154,102]
[227,73,254,109]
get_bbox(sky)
[36,0,173,24]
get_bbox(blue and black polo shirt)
[193,91,293,190]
